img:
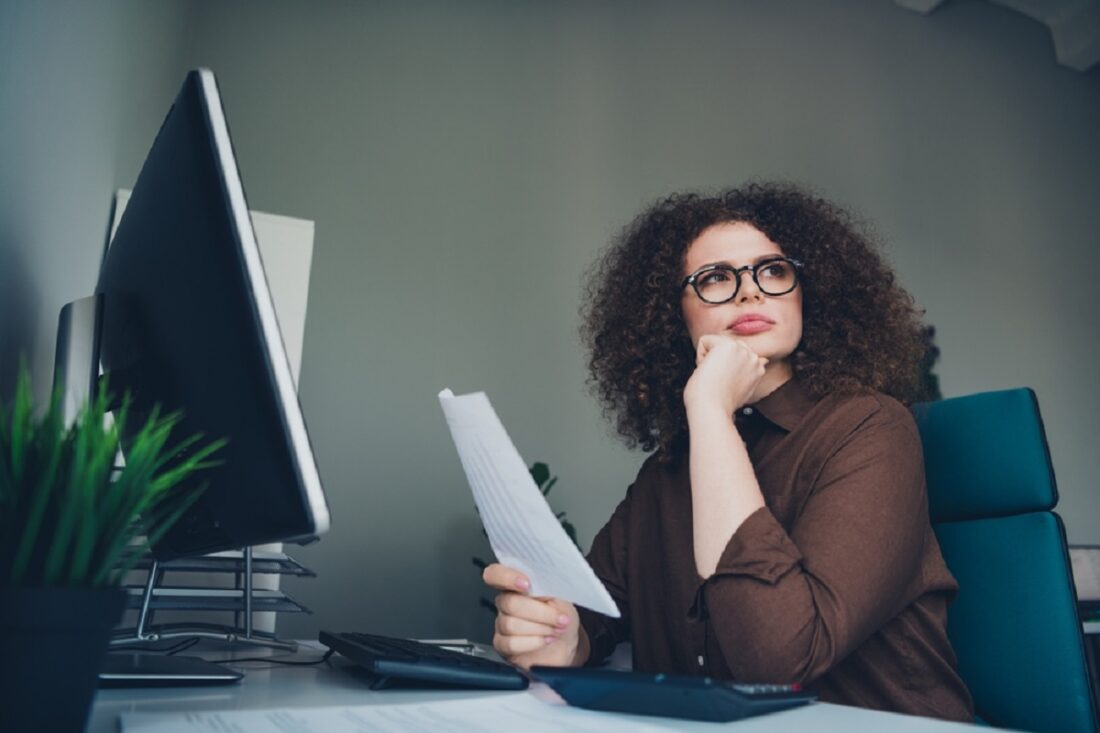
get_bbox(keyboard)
[318,630,529,690]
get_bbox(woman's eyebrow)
[693,253,785,270]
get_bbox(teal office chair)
[913,388,1098,733]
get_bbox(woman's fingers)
[482,563,530,592]
[495,591,571,628]
[696,333,728,364]
[698,333,756,356]
[493,631,557,657]
[495,612,559,638]
[685,333,773,415]
[697,333,768,369]
[482,564,581,665]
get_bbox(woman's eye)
[760,262,789,279]
[699,271,730,285]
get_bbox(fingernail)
[557,615,570,626]
[515,578,530,591]
[544,636,555,645]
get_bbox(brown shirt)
[578,379,974,722]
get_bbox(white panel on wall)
[249,210,314,387]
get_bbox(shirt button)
[697,655,705,667]
[741,407,754,416]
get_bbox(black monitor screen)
[96,69,329,560]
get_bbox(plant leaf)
[529,462,549,488]
[0,363,224,587]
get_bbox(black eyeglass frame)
[681,257,804,304]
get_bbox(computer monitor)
[91,68,329,560]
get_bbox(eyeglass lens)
[694,259,797,303]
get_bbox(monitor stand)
[100,547,315,686]
[111,548,304,652]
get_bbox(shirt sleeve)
[690,397,931,685]
[578,484,634,666]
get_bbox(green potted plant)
[0,365,224,733]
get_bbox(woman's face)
[680,222,803,365]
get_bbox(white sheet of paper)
[118,691,986,733]
[120,694,679,733]
[439,389,619,618]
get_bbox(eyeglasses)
[681,257,803,304]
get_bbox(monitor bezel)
[195,68,330,541]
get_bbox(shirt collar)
[748,378,819,432]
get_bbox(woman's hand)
[683,333,768,417]
[482,563,587,670]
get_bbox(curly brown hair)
[581,181,929,461]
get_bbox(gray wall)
[0,0,194,395]
[2,0,1098,643]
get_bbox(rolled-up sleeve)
[578,485,634,666]
[692,400,929,685]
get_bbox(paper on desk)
[438,389,620,618]
[120,694,679,732]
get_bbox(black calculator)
[531,666,815,722]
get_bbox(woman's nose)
[736,272,765,302]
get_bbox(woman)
[482,182,973,721]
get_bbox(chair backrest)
[913,388,1098,733]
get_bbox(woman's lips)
[729,316,774,335]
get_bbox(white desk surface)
[90,641,985,733]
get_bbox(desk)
[90,642,985,733]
